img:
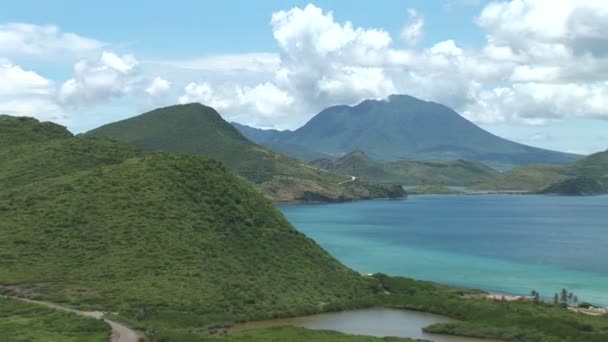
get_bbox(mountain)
[0,116,380,340]
[310,150,499,185]
[231,122,331,161]
[233,95,580,169]
[86,104,405,202]
[473,149,608,192]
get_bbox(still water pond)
[233,308,500,342]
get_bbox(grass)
[0,297,109,342]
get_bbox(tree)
[553,293,559,305]
[560,288,568,304]
[573,296,578,304]
[531,290,540,304]
[568,292,574,303]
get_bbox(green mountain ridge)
[233,95,580,169]
[311,150,499,186]
[0,115,378,340]
[86,104,405,202]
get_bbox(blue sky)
[1,0,607,154]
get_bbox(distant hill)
[233,95,579,169]
[86,104,405,202]
[474,149,608,192]
[310,150,499,186]
[540,176,607,196]
[0,115,380,340]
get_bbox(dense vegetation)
[540,176,607,196]
[473,150,608,194]
[1,115,607,341]
[373,275,608,342]
[233,95,579,168]
[0,116,380,340]
[311,150,498,186]
[0,297,109,342]
[85,104,405,202]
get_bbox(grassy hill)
[540,176,607,196]
[86,104,405,202]
[0,116,380,339]
[311,150,499,186]
[234,95,579,169]
[473,149,608,192]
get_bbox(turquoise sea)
[278,195,608,306]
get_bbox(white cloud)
[175,2,608,130]
[430,40,463,56]
[150,53,280,73]
[145,77,171,97]
[400,9,424,45]
[0,59,65,124]
[0,59,53,95]
[58,51,140,107]
[0,23,103,58]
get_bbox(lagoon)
[279,195,608,306]
[232,308,501,342]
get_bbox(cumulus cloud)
[145,77,171,97]
[0,59,66,124]
[0,23,103,58]
[172,2,608,129]
[0,58,53,95]
[58,51,140,107]
[400,9,424,46]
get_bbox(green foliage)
[0,115,71,145]
[86,104,404,202]
[0,116,378,339]
[540,176,607,195]
[373,275,608,342]
[0,297,109,342]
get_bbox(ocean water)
[278,195,608,306]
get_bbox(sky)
[1,0,607,155]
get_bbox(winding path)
[5,296,140,342]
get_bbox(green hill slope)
[0,117,379,339]
[473,149,608,192]
[540,176,607,196]
[311,150,499,186]
[86,104,404,202]
[0,297,109,342]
